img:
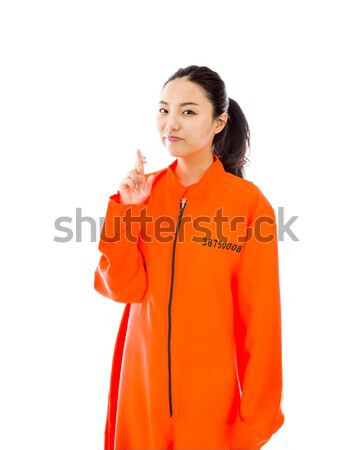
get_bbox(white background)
[1,1,353,449]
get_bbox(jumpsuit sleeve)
[229,189,284,449]
[94,191,149,303]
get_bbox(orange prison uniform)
[94,154,285,449]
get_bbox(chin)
[167,149,188,159]
[166,141,196,160]
[166,149,179,158]
[164,144,182,155]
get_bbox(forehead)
[161,78,207,104]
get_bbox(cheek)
[190,122,209,138]
[156,115,164,127]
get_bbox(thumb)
[144,174,155,194]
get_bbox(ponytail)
[212,97,250,178]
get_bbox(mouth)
[166,136,182,142]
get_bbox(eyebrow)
[159,100,200,107]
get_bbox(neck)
[174,151,215,187]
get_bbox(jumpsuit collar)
[167,153,225,202]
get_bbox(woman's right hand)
[118,149,155,205]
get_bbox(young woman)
[94,65,285,450]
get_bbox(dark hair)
[162,65,250,178]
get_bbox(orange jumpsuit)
[94,154,284,450]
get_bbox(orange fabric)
[94,154,284,450]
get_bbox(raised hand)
[118,149,154,204]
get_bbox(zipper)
[168,197,187,417]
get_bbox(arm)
[94,192,149,303]
[229,190,284,449]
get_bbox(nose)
[165,112,180,132]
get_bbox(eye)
[158,108,195,115]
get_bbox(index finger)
[135,148,145,175]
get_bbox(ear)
[214,112,228,134]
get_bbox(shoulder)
[221,172,275,216]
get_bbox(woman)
[94,65,285,450]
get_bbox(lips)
[166,136,181,142]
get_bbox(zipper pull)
[178,198,187,219]
[178,198,187,221]
[180,197,187,210]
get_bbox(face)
[156,77,227,159]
